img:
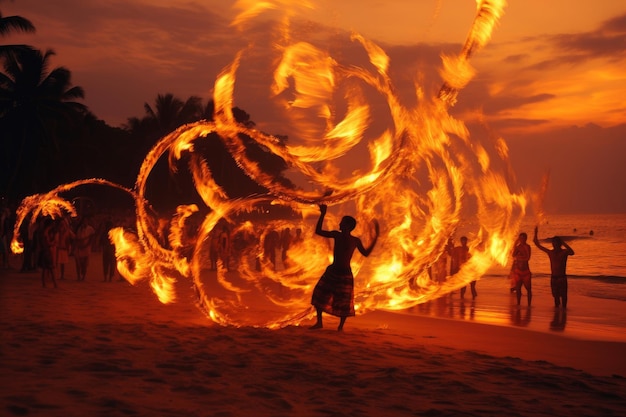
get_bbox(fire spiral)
[12,0,528,328]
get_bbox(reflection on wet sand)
[550,308,567,332]
[398,278,626,343]
[406,287,567,334]
[410,293,477,321]
[509,305,532,327]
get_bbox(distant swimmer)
[533,226,575,308]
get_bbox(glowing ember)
[11,0,529,328]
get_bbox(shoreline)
[2,266,626,377]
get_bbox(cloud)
[440,10,626,134]
[529,12,626,70]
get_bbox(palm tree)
[125,93,203,156]
[144,93,203,132]
[0,10,35,35]
[0,47,87,197]
[124,94,294,206]
[0,10,36,59]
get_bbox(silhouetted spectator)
[533,226,574,308]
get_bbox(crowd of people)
[205,221,302,272]
[0,204,307,287]
[429,226,575,309]
[0,205,135,287]
[1,200,576,332]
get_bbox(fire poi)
[11,0,530,328]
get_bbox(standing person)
[280,227,292,267]
[533,226,575,308]
[209,228,220,270]
[19,215,37,272]
[56,217,73,280]
[310,204,379,331]
[510,232,532,306]
[218,224,231,271]
[0,206,11,268]
[430,239,453,283]
[449,236,475,299]
[263,228,280,270]
[74,218,95,281]
[40,218,58,288]
[100,217,117,282]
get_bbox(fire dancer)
[533,226,575,308]
[510,232,532,306]
[310,204,379,331]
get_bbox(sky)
[2,0,626,214]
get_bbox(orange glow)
[11,0,528,328]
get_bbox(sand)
[2,258,626,417]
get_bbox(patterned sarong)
[311,265,355,317]
[510,260,531,287]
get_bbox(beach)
[2,255,626,417]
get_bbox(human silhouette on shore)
[40,218,58,288]
[263,228,280,270]
[449,236,475,299]
[19,214,37,272]
[430,239,452,284]
[0,206,12,268]
[218,224,231,271]
[533,226,575,308]
[56,217,73,280]
[510,232,532,306]
[310,204,379,331]
[100,217,117,282]
[280,227,292,267]
[73,218,95,281]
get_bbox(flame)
[11,0,526,328]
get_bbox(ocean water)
[409,212,626,342]
[487,212,626,298]
[519,213,626,279]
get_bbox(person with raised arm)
[533,226,575,308]
[310,204,379,331]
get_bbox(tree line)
[0,11,291,211]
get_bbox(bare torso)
[331,231,359,269]
[548,248,570,276]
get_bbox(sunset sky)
[2,0,625,214]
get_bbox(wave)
[567,275,626,283]
[585,291,626,302]
[536,235,594,243]
[484,273,626,282]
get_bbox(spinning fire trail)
[11,0,530,328]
